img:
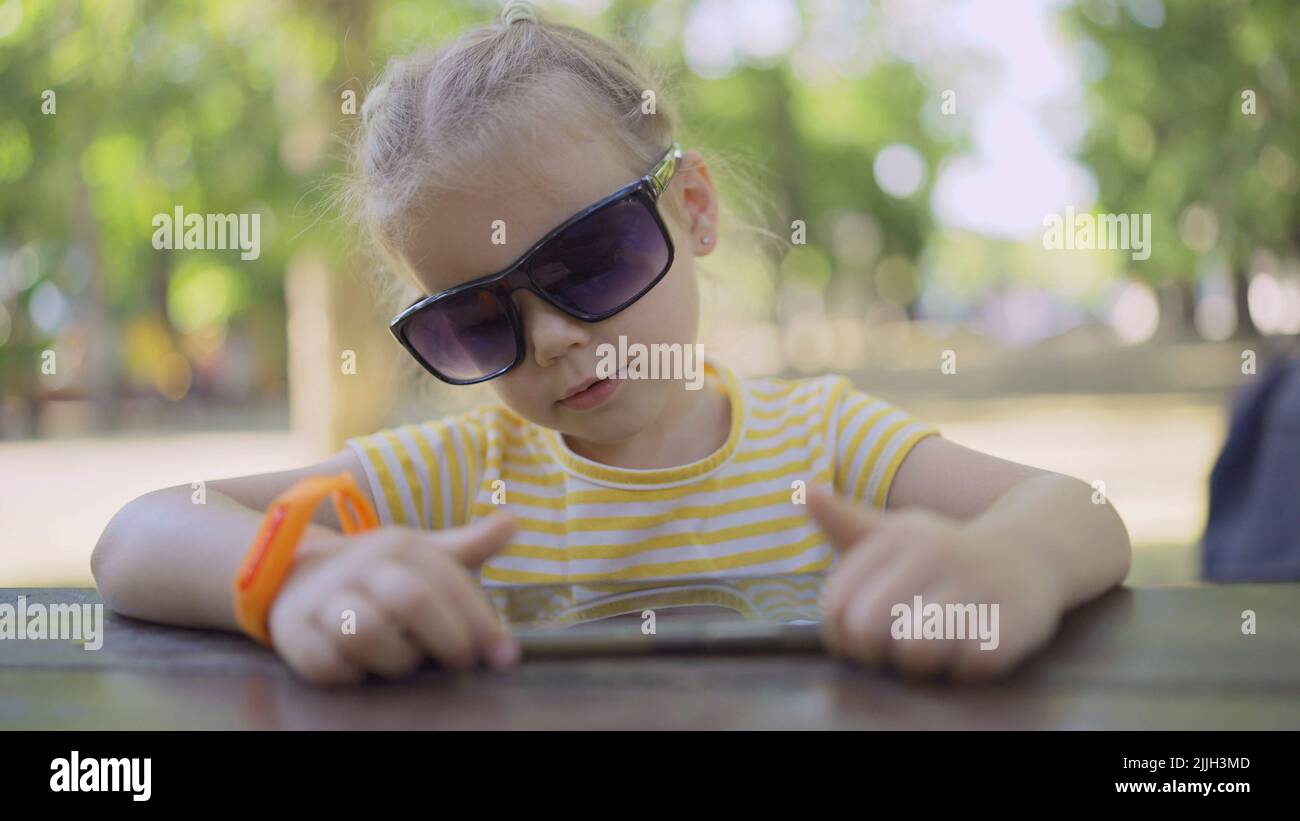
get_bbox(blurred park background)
[1,0,1297,587]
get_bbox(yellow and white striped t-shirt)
[345,358,940,619]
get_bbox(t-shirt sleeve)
[825,376,941,510]
[344,410,488,530]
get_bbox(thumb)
[806,485,880,552]
[438,512,518,569]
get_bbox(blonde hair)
[345,0,780,318]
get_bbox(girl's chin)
[559,401,660,443]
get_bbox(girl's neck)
[564,378,731,470]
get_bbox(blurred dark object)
[1203,346,1300,581]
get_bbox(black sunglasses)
[390,142,683,385]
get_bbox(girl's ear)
[676,149,720,256]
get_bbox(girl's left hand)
[807,486,1065,680]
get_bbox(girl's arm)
[810,435,1132,678]
[94,449,522,684]
[885,436,1132,611]
[90,449,368,630]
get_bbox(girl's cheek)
[492,378,530,413]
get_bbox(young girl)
[92,1,1131,686]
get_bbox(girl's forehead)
[401,135,644,294]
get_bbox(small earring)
[702,236,712,246]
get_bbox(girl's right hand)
[266,513,519,686]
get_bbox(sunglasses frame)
[390,142,684,385]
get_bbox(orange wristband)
[233,472,379,646]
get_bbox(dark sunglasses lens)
[403,288,516,382]
[526,194,670,317]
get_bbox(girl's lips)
[558,376,619,411]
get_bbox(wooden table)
[2,586,1298,730]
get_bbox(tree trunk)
[72,175,118,431]
[1231,265,1259,339]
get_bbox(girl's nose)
[514,291,590,368]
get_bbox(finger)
[320,588,422,680]
[397,534,519,668]
[435,513,518,569]
[820,534,897,632]
[426,566,519,670]
[806,485,881,553]
[358,559,477,669]
[947,606,1045,681]
[278,618,366,687]
[838,559,933,669]
[887,587,962,680]
[949,638,1018,681]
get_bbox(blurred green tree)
[0,0,950,433]
[1071,0,1300,337]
